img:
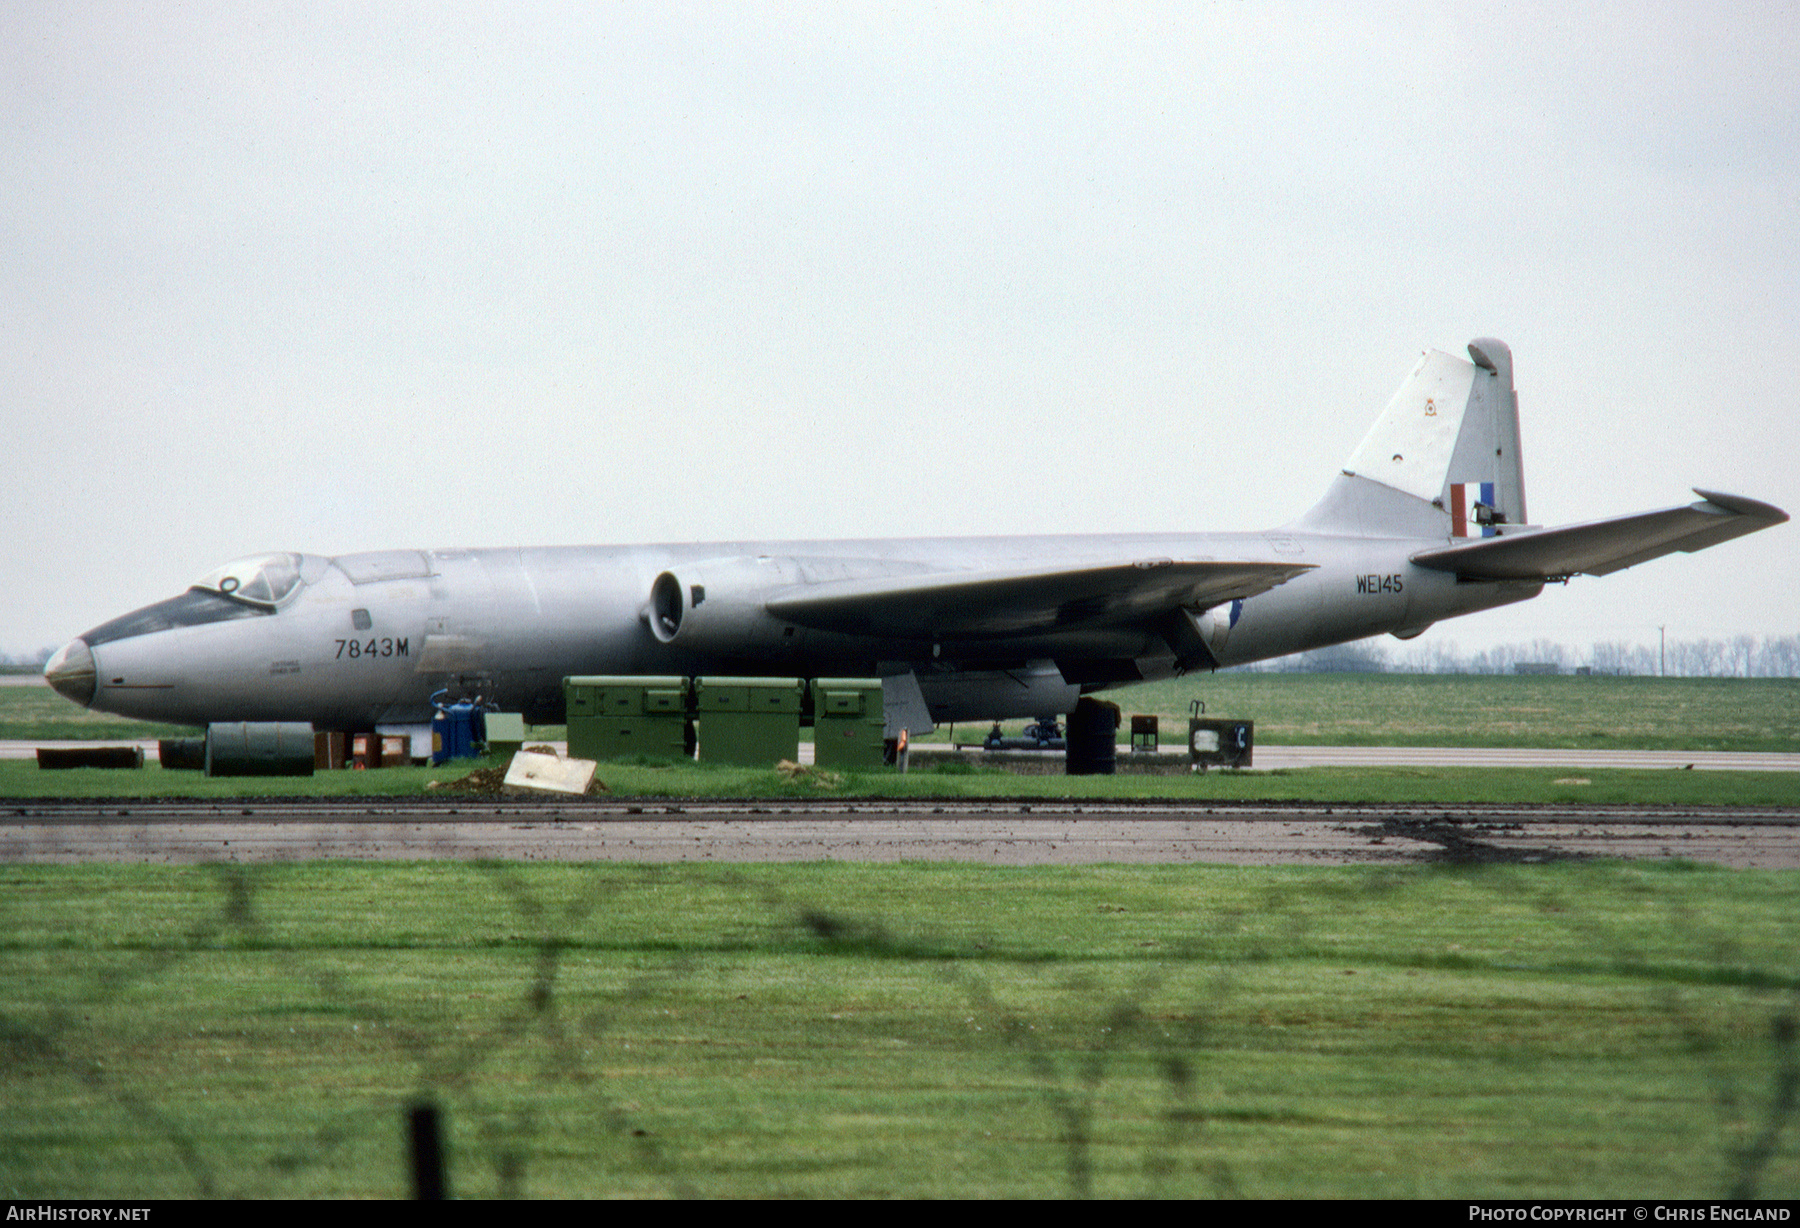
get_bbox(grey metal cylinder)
[205,722,316,777]
[158,738,207,771]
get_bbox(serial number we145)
[336,637,409,659]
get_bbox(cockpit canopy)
[192,552,306,609]
[79,552,309,647]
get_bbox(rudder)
[1294,338,1527,538]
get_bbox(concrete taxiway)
[6,799,1798,869]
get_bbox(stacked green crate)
[563,676,691,761]
[694,676,804,765]
[811,678,886,769]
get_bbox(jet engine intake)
[648,571,686,642]
[643,559,801,653]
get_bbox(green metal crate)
[563,675,691,761]
[694,676,804,765]
[811,677,887,769]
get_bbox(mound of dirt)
[776,760,842,788]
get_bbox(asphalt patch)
[1346,815,1590,865]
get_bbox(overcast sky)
[5,2,1796,661]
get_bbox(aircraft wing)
[764,558,1313,640]
[1409,489,1788,581]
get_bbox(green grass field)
[2,859,1796,1199]
[0,678,191,742]
[7,672,1799,751]
[6,673,1798,1199]
[955,672,1800,753]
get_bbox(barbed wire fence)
[2,856,1796,1198]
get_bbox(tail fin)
[1293,338,1527,538]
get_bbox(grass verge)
[7,674,1799,752]
[5,756,1800,806]
[1,859,1796,1198]
[945,673,1800,753]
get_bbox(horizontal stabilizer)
[767,558,1313,641]
[1409,490,1788,581]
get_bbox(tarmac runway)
[7,798,1799,868]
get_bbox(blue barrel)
[431,701,479,764]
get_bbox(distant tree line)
[0,648,55,668]
[1241,634,1800,678]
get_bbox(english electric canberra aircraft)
[44,340,1787,739]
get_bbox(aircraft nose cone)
[44,639,96,708]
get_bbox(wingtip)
[1691,489,1790,525]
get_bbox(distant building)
[1513,662,1561,676]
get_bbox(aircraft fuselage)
[53,531,1540,731]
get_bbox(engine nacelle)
[644,557,803,654]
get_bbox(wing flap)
[765,558,1313,640]
[1410,490,1787,581]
